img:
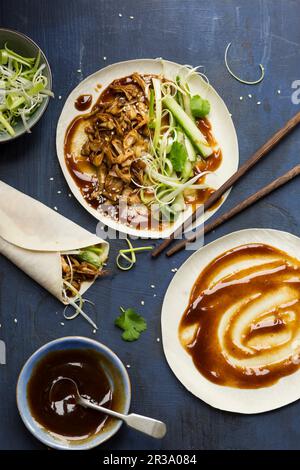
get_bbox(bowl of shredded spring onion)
[0,28,53,143]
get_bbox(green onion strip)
[62,280,98,330]
[116,238,153,271]
[225,42,265,85]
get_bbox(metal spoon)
[49,378,167,439]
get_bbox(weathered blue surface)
[0,0,300,450]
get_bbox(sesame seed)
[141,300,145,306]
[257,101,261,105]
[58,95,62,100]
[277,89,281,94]
[171,268,178,273]
[14,318,18,324]
[77,69,82,73]
[49,177,54,181]
[118,13,123,17]
[150,284,155,288]
[129,16,134,19]
[157,338,160,342]
[68,193,72,197]
[103,56,107,61]
[93,329,97,334]
[126,364,131,368]
[153,294,157,297]
[57,190,61,194]
[239,96,243,100]
[54,206,58,211]
[60,322,65,326]
[248,94,252,98]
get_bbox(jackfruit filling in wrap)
[61,244,107,297]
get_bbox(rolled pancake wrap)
[0,181,109,302]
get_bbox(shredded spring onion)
[0,44,53,136]
[116,238,153,271]
[224,42,265,85]
[62,280,98,330]
[143,63,219,221]
[148,167,211,190]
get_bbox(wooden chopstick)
[151,110,300,258]
[166,164,300,257]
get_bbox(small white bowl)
[16,336,131,450]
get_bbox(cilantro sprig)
[169,141,188,173]
[115,307,147,341]
[190,94,210,118]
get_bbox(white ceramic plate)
[161,228,300,414]
[56,59,239,238]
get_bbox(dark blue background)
[1,0,300,450]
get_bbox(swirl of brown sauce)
[179,243,300,388]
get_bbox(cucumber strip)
[177,76,193,117]
[163,96,212,158]
[175,76,184,107]
[148,88,155,129]
[184,134,196,162]
[172,192,186,212]
[182,160,193,179]
[152,77,162,149]
[182,92,192,118]
[85,246,103,254]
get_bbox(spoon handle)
[124,413,167,439]
[79,397,166,438]
[79,397,124,419]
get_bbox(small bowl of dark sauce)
[16,337,131,450]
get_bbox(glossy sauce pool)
[27,349,121,440]
[74,94,92,111]
[179,243,300,388]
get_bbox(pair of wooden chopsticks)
[152,110,300,258]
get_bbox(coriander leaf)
[190,95,210,118]
[115,307,147,342]
[169,141,188,173]
[122,328,140,342]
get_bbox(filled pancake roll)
[0,180,109,328]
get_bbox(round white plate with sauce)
[56,59,239,238]
[162,228,300,414]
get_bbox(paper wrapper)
[0,181,109,303]
[162,228,300,414]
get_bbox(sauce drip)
[27,349,115,440]
[179,243,300,388]
[74,94,92,111]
